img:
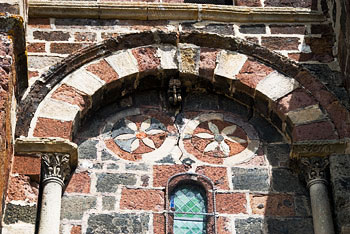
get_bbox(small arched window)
[166,173,217,234]
[170,184,207,233]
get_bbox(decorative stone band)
[42,153,70,187]
[300,157,329,188]
[29,1,326,23]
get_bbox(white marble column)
[38,153,70,234]
[301,157,335,234]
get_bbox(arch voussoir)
[16,32,349,157]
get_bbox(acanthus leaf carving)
[300,157,329,188]
[42,152,71,185]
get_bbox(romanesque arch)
[9,31,350,233]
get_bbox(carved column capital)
[41,152,71,186]
[300,157,329,188]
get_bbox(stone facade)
[0,0,350,233]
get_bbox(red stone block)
[28,70,39,79]
[132,47,160,72]
[250,194,295,216]
[216,193,247,214]
[65,171,91,194]
[27,42,45,53]
[33,31,70,41]
[12,155,41,175]
[288,53,314,62]
[74,32,97,42]
[270,25,306,34]
[235,0,261,6]
[276,88,317,113]
[33,117,73,140]
[51,84,91,112]
[86,59,119,83]
[153,165,188,187]
[294,70,324,93]
[325,102,350,138]
[6,175,39,203]
[292,121,338,141]
[50,43,85,54]
[261,37,300,50]
[199,48,219,79]
[28,18,50,29]
[70,225,81,234]
[120,188,164,211]
[236,58,273,92]
[217,216,231,234]
[153,213,165,234]
[195,166,229,190]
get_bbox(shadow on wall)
[58,89,314,234]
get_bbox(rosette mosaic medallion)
[180,113,259,165]
[104,109,177,161]
[103,109,259,165]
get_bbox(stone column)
[301,157,335,234]
[38,153,71,234]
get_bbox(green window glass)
[170,185,207,234]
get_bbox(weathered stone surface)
[86,59,119,84]
[266,144,290,167]
[199,48,219,79]
[265,0,315,8]
[239,25,266,34]
[33,31,70,41]
[61,196,96,220]
[287,105,325,125]
[120,189,164,211]
[7,175,39,203]
[12,155,41,175]
[196,166,229,190]
[249,114,284,143]
[96,173,137,192]
[231,167,269,191]
[102,196,116,211]
[276,89,317,113]
[294,196,312,217]
[184,93,219,111]
[235,0,261,6]
[156,45,177,70]
[27,42,45,53]
[105,50,139,78]
[78,139,98,159]
[292,121,338,141]
[51,84,91,111]
[27,55,62,69]
[4,203,37,224]
[266,218,314,234]
[65,171,91,193]
[87,213,149,234]
[250,194,295,216]
[125,163,149,171]
[216,193,247,214]
[271,168,307,194]
[132,47,160,72]
[256,71,299,101]
[50,43,85,54]
[214,50,247,79]
[153,165,187,187]
[235,218,263,234]
[261,37,300,50]
[74,32,96,42]
[270,25,306,34]
[64,69,104,96]
[179,44,199,75]
[38,98,80,121]
[33,118,73,140]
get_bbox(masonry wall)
[0,33,15,229]
[58,91,313,234]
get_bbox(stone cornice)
[29,1,326,23]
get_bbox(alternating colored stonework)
[59,91,313,233]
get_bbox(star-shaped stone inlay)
[111,116,167,154]
[191,120,248,158]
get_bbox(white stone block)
[105,50,139,78]
[38,98,80,121]
[214,50,247,79]
[157,45,178,70]
[63,68,104,96]
[256,71,299,101]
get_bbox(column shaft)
[38,180,63,234]
[309,182,335,234]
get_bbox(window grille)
[166,173,217,234]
